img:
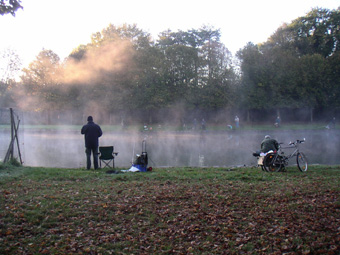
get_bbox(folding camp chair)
[99,146,118,169]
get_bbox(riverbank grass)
[0,164,339,254]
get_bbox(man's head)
[87,116,93,122]
[265,135,271,139]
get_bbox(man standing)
[275,116,281,128]
[234,116,240,128]
[81,116,102,169]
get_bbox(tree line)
[1,7,339,125]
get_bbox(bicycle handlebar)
[288,138,306,146]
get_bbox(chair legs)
[100,159,114,169]
[98,146,118,169]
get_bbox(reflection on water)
[1,129,339,168]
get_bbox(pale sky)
[1,0,339,68]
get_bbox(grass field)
[0,164,339,254]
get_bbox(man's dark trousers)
[86,147,99,169]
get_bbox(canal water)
[0,128,339,168]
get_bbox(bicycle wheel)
[297,152,308,172]
[263,153,282,172]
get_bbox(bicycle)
[261,139,308,172]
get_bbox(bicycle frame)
[279,145,299,164]
[264,139,306,171]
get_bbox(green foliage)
[0,157,21,168]
[2,8,340,123]
[0,0,22,16]
[0,158,22,176]
[20,49,63,113]
[7,157,21,166]
[156,27,235,111]
[237,7,340,116]
[17,24,236,123]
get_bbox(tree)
[0,48,22,82]
[22,49,60,87]
[267,8,340,57]
[0,48,22,107]
[0,0,22,16]
[296,54,329,120]
[156,26,236,113]
[237,8,340,122]
[237,43,269,111]
[326,52,340,108]
[195,27,235,110]
[20,49,63,114]
[65,24,157,122]
[157,30,198,105]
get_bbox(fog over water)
[1,128,339,168]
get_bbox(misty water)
[0,128,339,168]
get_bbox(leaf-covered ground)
[0,165,339,254]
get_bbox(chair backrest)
[99,146,114,160]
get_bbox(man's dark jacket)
[261,138,279,153]
[81,121,103,148]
